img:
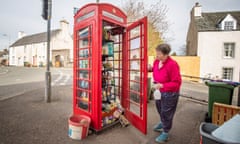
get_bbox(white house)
[187,3,240,81]
[9,20,73,67]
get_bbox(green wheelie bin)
[205,82,235,121]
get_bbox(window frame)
[224,21,234,31]
[223,42,235,59]
[222,67,234,80]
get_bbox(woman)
[148,43,182,143]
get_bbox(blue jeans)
[155,92,179,133]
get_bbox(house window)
[223,43,235,58]
[224,21,234,30]
[222,67,233,80]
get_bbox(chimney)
[191,2,202,18]
[60,20,69,32]
[18,31,26,39]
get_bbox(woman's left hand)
[153,83,163,89]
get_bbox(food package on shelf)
[119,115,129,127]
[113,110,121,119]
[102,42,114,56]
[103,28,110,40]
[107,42,114,55]
[103,62,113,69]
[102,44,108,55]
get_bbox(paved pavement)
[0,85,207,144]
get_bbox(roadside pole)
[42,0,52,103]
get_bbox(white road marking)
[52,70,72,86]
[52,71,63,86]
[63,74,71,83]
[54,72,63,82]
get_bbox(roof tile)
[195,11,240,31]
[10,29,61,47]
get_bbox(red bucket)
[68,115,91,140]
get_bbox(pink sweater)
[152,57,182,93]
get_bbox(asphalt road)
[0,67,72,101]
[180,80,208,102]
[2,66,237,104]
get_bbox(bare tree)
[121,0,170,41]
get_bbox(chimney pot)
[18,31,26,39]
[193,2,202,17]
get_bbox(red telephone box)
[73,3,148,134]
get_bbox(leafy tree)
[148,23,164,56]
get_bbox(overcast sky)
[0,0,240,54]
